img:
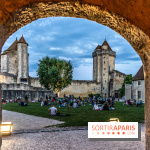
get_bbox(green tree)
[119,74,132,97]
[37,56,73,96]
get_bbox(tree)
[119,74,132,97]
[37,56,73,96]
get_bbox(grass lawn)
[2,102,144,127]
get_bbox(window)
[138,91,141,99]
[104,68,106,70]
[104,61,105,64]
[138,81,141,85]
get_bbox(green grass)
[2,102,144,127]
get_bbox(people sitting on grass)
[77,100,83,106]
[103,103,109,110]
[48,105,57,116]
[60,102,66,107]
[136,100,142,107]
[127,99,132,106]
[108,104,115,110]
[93,102,100,110]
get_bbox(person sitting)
[60,102,66,107]
[136,100,142,107]
[92,100,95,107]
[44,100,48,106]
[103,103,109,110]
[70,102,73,107]
[48,105,57,116]
[78,101,83,106]
[108,104,114,110]
[127,99,132,106]
[73,102,78,108]
[93,103,100,110]
[133,99,136,105]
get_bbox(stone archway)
[1,1,150,149]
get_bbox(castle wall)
[59,80,101,97]
[0,74,16,84]
[7,51,17,75]
[113,71,126,91]
[109,56,115,71]
[30,78,42,88]
[1,54,8,72]
[1,83,52,101]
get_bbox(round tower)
[17,35,29,84]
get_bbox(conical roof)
[102,40,112,50]
[132,66,144,81]
[95,45,101,50]
[18,35,28,45]
[7,38,18,51]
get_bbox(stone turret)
[92,40,116,97]
[17,35,29,83]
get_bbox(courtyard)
[1,105,145,150]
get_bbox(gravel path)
[1,110,145,150]
[2,110,64,131]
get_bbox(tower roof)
[18,35,28,45]
[132,65,144,81]
[7,38,18,51]
[95,45,101,50]
[102,40,112,51]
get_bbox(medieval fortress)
[0,36,52,101]
[1,36,126,100]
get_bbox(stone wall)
[59,80,101,97]
[30,77,42,88]
[125,84,132,100]
[1,83,52,101]
[113,70,126,91]
[132,80,145,101]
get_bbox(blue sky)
[2,17,142,80]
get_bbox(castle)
[59,40,126,98]
[0,35,52,101]
[1,36,126,99]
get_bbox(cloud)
[49,47,62,50]
[2,17,141,80]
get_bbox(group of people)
[92,100,115,111]
[123,99,143,107]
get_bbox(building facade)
[0,36,52,101]
[125,66,145,102]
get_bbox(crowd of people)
[41,94,116,116]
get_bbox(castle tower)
[17,35,29,83]
[1,38,18,75]
[92,40,116,97]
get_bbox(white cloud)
[73,64,92,80]
[115,60,142,76]
[58,56,72,61]
[49,47,62,51]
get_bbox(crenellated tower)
[92,40,116,97]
